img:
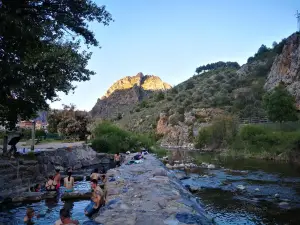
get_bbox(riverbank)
[94,153,214,225]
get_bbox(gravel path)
[94,154,213,225]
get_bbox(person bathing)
[45,176,56,191]
[54,169,61,190]
[84,179,104,216]
[64,171,74,192]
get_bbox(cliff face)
[265,33,300,104]
[90,73,171,119]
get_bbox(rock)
[237,185,246,190]
[90,73,171,119]
[61,191,92,200]
[275,193,280,198]
[153,168,167,177]
[166,163,173,169]
[207,164,215,169]
[278,202,289,209]
[265,33,300,106]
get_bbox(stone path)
[94,154,214,225]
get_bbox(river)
[1,152,300,224]
[169,150,300,225]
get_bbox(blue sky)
[50,0,300,111]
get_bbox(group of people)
[24,207,79,225]
[24,167,108,224]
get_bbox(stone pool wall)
[94,154,214,225]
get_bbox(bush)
[234,124,300,154]
[155,92,165,102]
[169,113,184,126]
[194,127,212,149]
[91,121,157,153]
[194,115,238,149]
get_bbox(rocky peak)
[265,33,300,104]
[101,73,171,99]
[91,73,171,119]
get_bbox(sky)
[49,0,300,111]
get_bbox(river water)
[170,150,300,225]
[1,152,300,225]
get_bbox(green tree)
[47,104,91,140]
[0,0,112,129]
[263,84,298,123]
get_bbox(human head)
[101,174,106,180]
[55,169,60,174]
[26,207,34,218]
[94,168,98,173]
[49,175,54,180]
[59,208,71,221]
[35,184,40,189]
[68,171,72,177]
[91,179,97,189]
[116,152,119,156]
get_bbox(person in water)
[90,168,100,180]
[45,175,56,191]
[54,208,79,225]
[24,207,36,224]
[84,179,104,216]
[114,152,121,167]
[64,171,74,192]
[54,169,61,190]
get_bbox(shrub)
[155,92,165,102]
[194,115,238,149]
[91,121,157,153]
[169,113,184,126]
[167,96,173,101]
[194,127,212,149]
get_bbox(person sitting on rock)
[54,169,61,191]
[114,152,121,167]
[45,176,56,191]
[54,208,79,225]
[84,179,104,216]
[24,207,36,224]
[35,184,41,192]
[64,171,74,192]
[133,151,143,160]
[90,168,100,180]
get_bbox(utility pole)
[296,10,300,32]
[31,120,36,151]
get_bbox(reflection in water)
[169,150,300,225]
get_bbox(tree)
[0,0,112,129]
[47,104,91,140]
[263,83,298,123]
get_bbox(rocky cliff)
[90,73,171,119]
[265,33,300,105]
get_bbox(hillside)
[90,72,171,120]
[116,32,300,147]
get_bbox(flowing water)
[170,150,300,225]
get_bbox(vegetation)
[91,121,165,154]
[47,105,91,140]
[194,116,238,149]
[263,83,298,123]
[227,124,300,160]
[195,61,240,74]
[0,0,112,129]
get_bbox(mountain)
[90,72,171,119]
[115,32,300,147]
